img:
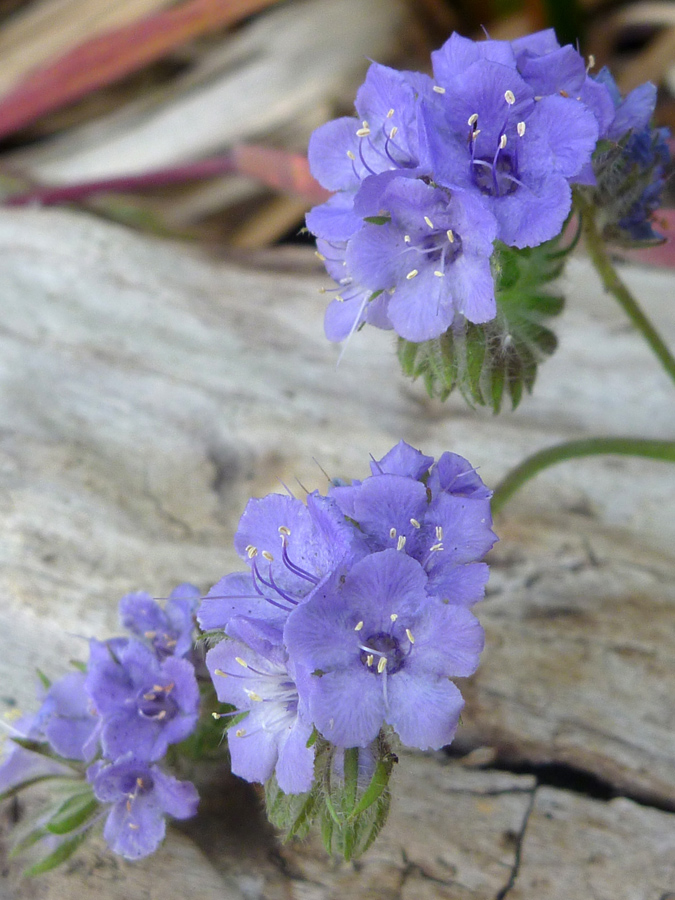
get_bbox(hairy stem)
[581,205,675,386]
[491,438,675,514]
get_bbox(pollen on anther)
[235,657,248,668]
[389,527,397,539]
[214,668,228,677]
[235,729,246,738]
[517,121,526,137]
[436,525,443,540]
[262,550,274,562]
[424,215,434,228]
[434,270,444,277]
[406,269,419,280]
[356,123,371,137]
[377,656,387,674]
[499,133,507,149]
[390,613,398,622]
[447,229,455,243]
[433,85,446,94]
[406,628,415,644]
[410,518,421,528]
[278,525,291,536]
[355,621,364,631]
[403,234,411,243]
[587,54,595,70]
[315,251,326,261]
[468,113,478,127]
[246,690,263,703]
[504,89,515,105]
[386,108,395,118]
[366,654,374,667]
[389,126,399,138]
[397,535,406,551]
[346,150,356,160]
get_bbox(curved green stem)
[491,437,675,514]
[581,205,675,386]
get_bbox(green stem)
[491,437,675,514]
[581,205,675,386]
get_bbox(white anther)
[278,525,291,535]
[504,89,516,105]
[397,535,407,551]
[262,550,274,562]
[356,121,370,137]
[517,121,526,137]
[346,150,356,160]
[406,628,415,644]
[389,126,398,138]
[377,656,387,674]
[434,270,444,277]
[335,294,344,302]
[247,545,258,558]
[468,113,478,127]
[472,128,481,139]
[430,542,444,552]
[406,269,418,280]
[389,527,397,539]
[315,250,326,261]
[403,234,411,243]
[355,621,364,631]
[410,518,421,528]
[235,657,248,668]
[587,54,595,70]
[339,276,352,285]
[499,133,507,149]
[366,654,374,667]
[235,729,246,738]
[387,108,395,118]
[245,690,263,702]
[447,229,455,243]
[424,215,434,228]
[433,85,446,94]
[214,668,228,677]
[435,525,443,540]
[390,613,398,622]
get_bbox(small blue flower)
[119,583,199,660]
[88,754,198,860]
[284,550,484,750]
[38,671,99,762]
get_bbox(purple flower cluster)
[307,29,655,344]
[0,585,201,860]
[199,441,496,794]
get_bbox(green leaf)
[23,830,89,877]
[363,215,391,225]
[0,774,80,806]
[45,791,99,836]
[35,669,51,689]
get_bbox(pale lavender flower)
[119,583,199,659]
[88,754,198,860]
[39,671,99,762]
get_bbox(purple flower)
[198,491,363,632]
[88,754,198,860]
[424,57,599,247]
[86,639,199,762]
[0,714,71,795]
[206,618,314,794]
[39,671,99,762]
[119,583,199,659]
[345,177,498,339]
[284,550,484,749]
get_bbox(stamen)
[356,121,371,137]
[447,229,455,243]
[433,270,444,277]
[247,545,257,558]
[468,113,478,127]
[346,150,356,160]
[262,550,274,562]
[235,729,246,737]
[471,129,481,140]
[517,121,526,137]
[386,108,395,118]
[214,668,227,677]
[156,710,166,720]
[504,90,516,105]
[315,251,326,261]
[435,525,443,540]
[432,85,446,94]
[499,133,507,149]
[354,621,364,631]
[366,654,374,667]
[377,656,387,674]
[587,54,595,71]
[278,525,291,536]
[424,216,434,228]
[245,690,263,702]
[429,542,444,552]
[397,535,406,551]
[389,527,397,539]
[389,126,398,139]
[406,628,415,644]
[406,269,419,280]
[403,234,411,243]
[410,518,421,528]
[235,657,248,668]
[390,613,398,622]
[559,89,570,98]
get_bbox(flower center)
[120,771,154,795]
[136,683,178,721]
[360,632,406,675]
[472,151,519,198]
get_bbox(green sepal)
[45,790,99,836]
[398,235,568,411]
[264,773,320,842]
[69,660,87,673]
[363,216,391,225]
[23,830,90,877]
[35,669,51,689]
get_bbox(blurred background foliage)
[0,0,671,257]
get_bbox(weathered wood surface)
[0,208,674,898]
